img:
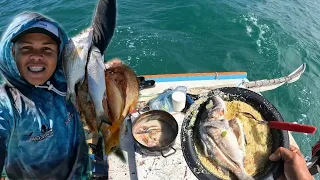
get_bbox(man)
[0,12,89,179]
[0,0,116,178]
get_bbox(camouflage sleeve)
[0,87,14,173]
[92,0,117,54]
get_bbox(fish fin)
[229,118,246,152]
[203,119,229,130]
[201,138,209,157]
[99,114,112,126]
[218,166,230,177]
[109,128,126,162]
[67,92,77,107]
[199,125,215,157]
[86,94,91,102]
[79,75,85,85]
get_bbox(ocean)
[1,0,320,178]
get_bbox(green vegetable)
[221,131,227,137]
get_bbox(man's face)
[12,33,59,85]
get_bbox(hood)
[0,12,69,94]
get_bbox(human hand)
[269,145,313,180]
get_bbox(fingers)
[269,147,295,162]
[290,145,303,157]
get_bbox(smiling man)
[0,13,89,179]
[11,22,60,85]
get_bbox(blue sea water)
[2,0,320,178]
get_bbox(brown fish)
[103,59,139,154]
[76,58,139,158]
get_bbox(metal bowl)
[132,110,178,157]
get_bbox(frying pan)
[181,87,289,180]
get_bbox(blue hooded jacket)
[0,12,89,179]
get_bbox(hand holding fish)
[269,146,313,180]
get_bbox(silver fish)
[87,46,111,125]
[207,96,227,120]
[63,27,94,105]
[199,96,253,180]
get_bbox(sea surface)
[1,0,320,178]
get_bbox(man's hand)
[269,145,313,180]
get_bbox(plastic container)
[171,91,186,112]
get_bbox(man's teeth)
[28,66,45,72]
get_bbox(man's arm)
[92,0,117,54]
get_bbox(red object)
[267,121,317,134]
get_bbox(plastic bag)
[148,86,187,112]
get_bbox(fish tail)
[104,129,126,162]
[105,128,120,152]
[112,146,126,163]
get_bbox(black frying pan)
[181,87,289,180]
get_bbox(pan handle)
[161,147,177,158]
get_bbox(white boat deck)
[107,76,299,180]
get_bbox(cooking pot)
[132,110,178,157]
[181,87,289,180]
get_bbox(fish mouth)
[27,66,46,73]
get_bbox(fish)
[199,96,253,180]
[140,133,160,147]
[103,59,139,155]
[134,125,162,147]
[87,46,111,126]
[63,27,94,106]
[76,58,139,161]
[134,125,162,134]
